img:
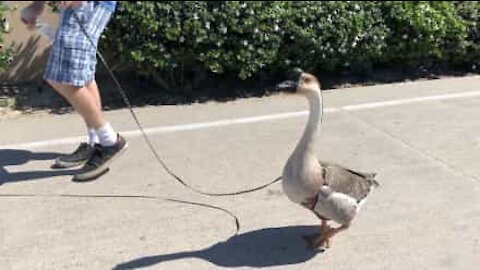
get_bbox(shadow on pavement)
[113,225,320,270]
[0,149,78,184]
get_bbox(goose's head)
[276,68,321,95]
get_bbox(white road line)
[340,91,480,111]
[2,90,480,150]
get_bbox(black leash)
[73,10,282,197]
[10,9,282,236]
[2,5,283,240]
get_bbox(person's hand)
[59,1,83,9]
[20,1,46,27]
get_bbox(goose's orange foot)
[303,221,332,251]
[310,224,350,251]
[309,232,332,250]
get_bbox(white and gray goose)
[277,69,379,250]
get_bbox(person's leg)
[87,80,102,111]
[44,4,100,168]
[48,80,102,168]
[48,77,118,148]
[79,4,121,149]
[85,80,101,146]
[47,80,106,129]
[46,2,127,177]
[52,80,103,146]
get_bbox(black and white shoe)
[53,143,95,168]
[73,134,128,182]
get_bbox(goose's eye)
[304,77,311,84]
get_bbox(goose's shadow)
[113,225,320,270]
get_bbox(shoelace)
[71,143,88,154]
[86,145,106,167]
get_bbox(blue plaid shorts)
[43,2,113,87]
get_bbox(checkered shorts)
[43,2,113,87]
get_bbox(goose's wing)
[320,161,378,202]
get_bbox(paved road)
[1,76,480,269]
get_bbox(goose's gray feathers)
[311,162,379,225]
[320,161,378,203]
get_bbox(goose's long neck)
[294,90,323,155]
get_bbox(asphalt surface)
[1,75,480,269]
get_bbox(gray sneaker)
[73,134,128,182]
[54,143,95,168]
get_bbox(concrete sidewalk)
[1,76,480,269]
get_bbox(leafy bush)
[380,1,467,67]
[278,1,389,73]
[0,3,14,73]
[102,1,479,92]
[103,1,286,90]
[453,1,480,69]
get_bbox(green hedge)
[454,1,480,68]
[0,3,14,73]
[277,1,389,73]
[381,1,467,67]
[98,1,480,90]
[102,1,288,90]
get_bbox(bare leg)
[47,80,106,129]
[85,80,102,130]
[86,80,102,112]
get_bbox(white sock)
[87,128,100,146]
[96,123,118,147]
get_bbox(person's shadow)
[113,225,321,270]
[0,149,79,184]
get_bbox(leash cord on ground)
[0,193,240,236]
[41,10,284,236]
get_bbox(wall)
[0,1,59,84]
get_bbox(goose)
[276,69,379,251]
